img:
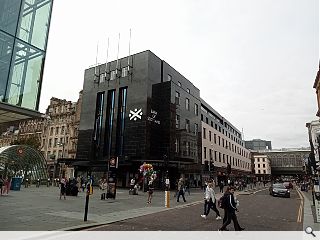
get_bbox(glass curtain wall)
[0,0,53,110]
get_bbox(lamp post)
[210,144,214,180]
[57,141,65,179]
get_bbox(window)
[110,70,116,80]
[116,87,127,156]
[206,117,208,124]
[50,127,53,136]
[56,127,59,135]
[175,138,180,153]
[176,115,180,128]
[187,88,190,93]
[201,114,203,121]
[258,164,260,168]
[185,98,190,110]
[209,131,212,141]
[167,74,172,81]
[214,151,217,161]
[263,164,265,168]
[194,103,199,116]
[104,89,115,157]
[175,92,180,105]
[194,123,198,135]
[258,170,261,174]
[263,170,266,174]
[121,66,128,77]
[218,136,221,145]
[219,152,221,162]
[178,81,181,87]
[185,119,190,132]
[49,139,52,147]
[214,134,216,144]
[204,147,207,159]
[186,142,190,156]
[54,138,57,147]
[203,127,206,139]
[209,149,213,160]
[99,73,105,83]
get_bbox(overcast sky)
[41,0,319,149]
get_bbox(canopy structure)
[0,145,48,180]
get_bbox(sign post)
[84,176,93,221]
[107,157,118,199]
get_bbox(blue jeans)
[177,190,186,202]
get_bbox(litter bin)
[10,177,22,191]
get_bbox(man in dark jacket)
[219,186,244,231]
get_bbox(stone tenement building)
[0,91,82,178]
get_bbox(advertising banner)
[107,157,118,199]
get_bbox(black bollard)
[84,182,92,221]
[84,192,89,221]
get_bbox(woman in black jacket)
[219,186,244,231]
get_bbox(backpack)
[218,194,227,209]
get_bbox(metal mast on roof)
[128,28,131,67]
[105,37,110,83]
[116,33,120,78]
[94,41,99,84]
[128,28,133,81]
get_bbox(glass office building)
[0,0,53,123]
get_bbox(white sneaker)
[216,216,222,220]
[200,214,207,219]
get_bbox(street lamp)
[209,144,214,179]
[57,141,65,179]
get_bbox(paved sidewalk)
[299,188,318,231]
[0,184,266,231]
[0,186,206,231]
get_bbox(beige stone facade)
[201,122,252,173]
[253,154,271,180]
[0,91,82,178]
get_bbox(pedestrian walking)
[147,178,154,204]
[100,178,107,200]
[76,176,81,192]
[130,178,136,190]
[219,186,244,231]
[36,178,40,187]
[219,181,224,193]
[177,178,186,202]
[173,180,179,197]
[185,179,190,195]
[0,175,4,196]
[3,176,11,195]
[59,176,67,200]
[201,182,222,220]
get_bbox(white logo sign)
[147,109,160,125]
[129,108,143,121]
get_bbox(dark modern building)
[245,139,272,151]
[76,50,251,187]
[0,0,53,124]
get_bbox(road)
[87,188,303,231]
